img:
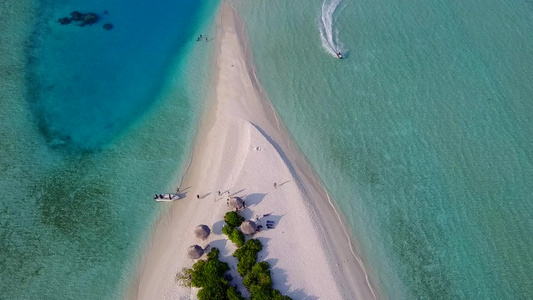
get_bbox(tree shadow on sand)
[206,238,227,255]
[255,237,316,299]
[270,265,317,300]
[212,219,226,235]
[238,199,268,221]
[214,238,251,298]
[244,193,266,207]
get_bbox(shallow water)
[3,0,532,298]
[234,0,533,298]
[0,0,218,298]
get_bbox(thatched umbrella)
[194,224,211,240]
[187,245,204,259]
[240,220,257,235]
[228,197,245,211]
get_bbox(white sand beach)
[128,3,378,299]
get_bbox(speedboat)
[154,193,180,202]
[337,52,343,59]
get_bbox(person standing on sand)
[196,194,200,199]
[274,182,277,189]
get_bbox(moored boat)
[154,193,180,202]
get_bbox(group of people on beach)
[218,190,230,196]
[266,221,275,229]
[254,214,276,231]
[255,213,271,221]
[256,221,275,232]
[196,34,208,42]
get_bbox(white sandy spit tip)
[127,2,378,300]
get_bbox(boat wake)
[319,0,345,57]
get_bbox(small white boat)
[336,51,343,59]
[154,193,180,202]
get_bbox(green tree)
[230,228,245,247]
[224,211,245,228]
[207,247,221,260]
[234,244,292,300]
[185,247,235,300]
[190,259,208,287]
[271,290,292,300]
[226,286,246,300]
[223,225,245,247]
[197,283,227,300]
[249,283,274,300]
[243,261,271,288]
[233,239,262,276]
[222,224,233,236]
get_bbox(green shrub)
[249,285,291,300]
[233,239,262,276]
[224,211,245,228]
[240,239,262,252]
[223,225,245,247]
[179,232,292,300]
[230,228,245,247]
[249,283,274,300]
[233,242,293,300]
[245,262,292,300]
[183,247,237,300]
[222,224,233,236]
[271,290,292,300]
[190,250,229,288]
[243,261,271,288]
[207,247,221,260]
[197,284,227,300]
[226,286,246,300]
[189,259,208,287]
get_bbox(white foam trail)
[319,0,344,57]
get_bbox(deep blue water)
[0,0,218,298]
[29,0,212,151]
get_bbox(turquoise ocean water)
[2,0,533,299]
[233,0,532,299]
[0,0,218,298]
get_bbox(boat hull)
[154,193,180,202]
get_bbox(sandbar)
[127,3,379,299]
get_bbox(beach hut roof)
[229,197,245,210]
[240,220,257,235]
[187,245,204,259]
[194,224,211,240]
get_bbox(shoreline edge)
[127,2,380,299]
